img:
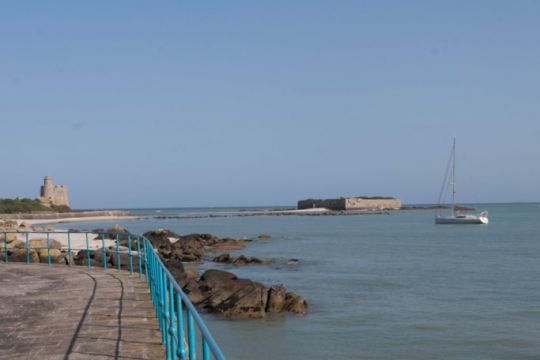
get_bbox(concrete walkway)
[0,263,165,360]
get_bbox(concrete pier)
[0,263,165,359]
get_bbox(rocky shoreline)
[140,228,308,318]
[1,226,308,319]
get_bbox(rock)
[7,249,29,262]
[266,284,287,313]
[96,225,132,243]
[93,247,111,265]
[197,269,269,318]
[184,266,199,280]
[212,253,268,266]
[200,269,237,284]
[0,233,18,243]
[284,292,308,315]
[0,239,24,250]
[107,245,129,252]
[208,280,269,318]
[209,238,248,251]
[162,258,187,285]
[143,229,177,247]
[258,233,271,239]
[28,249,40,263]
[24,238,63,250]
[38,249,64,264]
[212,253,232,263]
[172,237,205,262]
[76,247,110,267]
[108,224,128,234]
[182,279,210,305]
[232,255,249,266]
[110,251,141,270]
[74,249,98,266]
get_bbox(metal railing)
[1,230,226,360]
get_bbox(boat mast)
[452,138,456,215]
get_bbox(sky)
[1,1,539,208]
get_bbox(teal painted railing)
[1,230,226,360]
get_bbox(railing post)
[164,274,171,360]
[154,254,160,319]
[116,233,121,272]
[145,241,154,305]
[68,232,72,267]
[176,293,186,360]
[137,235,142,279]
[144,238,149,282]
[169,280,177,360]
[160,267,167,344]
[151,246,158,311]
[46,232,51,266]
[128,233,133,277]
[203,339,210,360]
[85,232,91,271]
[187,312,196,360]
[101,233,107,271]
[3,231,7,263]
[25,232,29,264]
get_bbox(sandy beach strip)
[20,215,138,226]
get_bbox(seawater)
[58,203,540,360]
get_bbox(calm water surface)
[60,204,540,359]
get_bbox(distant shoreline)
[0,204,474,226]
[0,210,135,226]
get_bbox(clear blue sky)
[1,1,539,208]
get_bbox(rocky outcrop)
[181,269,308,318]
[284,292,308,315]
[142,229,250,263]
[212,253,270,266]
[4,246,67,264]
[267,284,287,313]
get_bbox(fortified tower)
[39,176,70,207]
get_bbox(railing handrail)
[1,230,227,360]
[144,236,226,360]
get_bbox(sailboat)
[435,139,489,225]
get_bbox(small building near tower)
[39,176,69,207]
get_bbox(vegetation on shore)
[303,196,397,201]
[0,198,71,213]
[354,196,396,200]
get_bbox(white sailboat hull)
[435,213,489,225]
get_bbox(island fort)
[298,196,401,211]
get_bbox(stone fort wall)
[344,198,401,210]
[298,197,401,210]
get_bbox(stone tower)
[40,176,53,200]
[39,176,70,207]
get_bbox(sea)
[56,203,540,360]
